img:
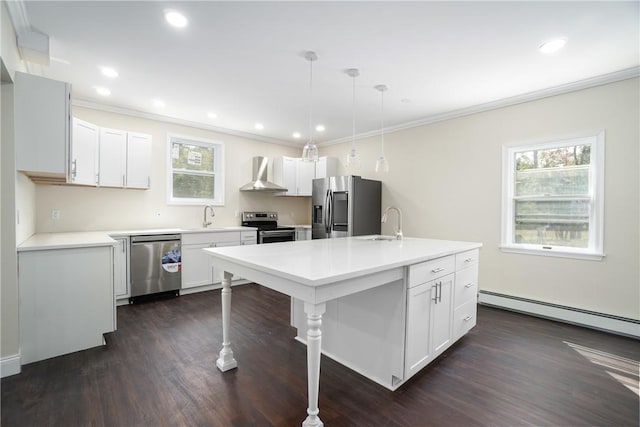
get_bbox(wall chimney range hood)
[240,156,288,192]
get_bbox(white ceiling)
[15,1,640,146]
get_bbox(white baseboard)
[1,354,21,378]
[478,291,640,338]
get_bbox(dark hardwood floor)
[2,284,638,426]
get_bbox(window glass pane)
[515,144,591,196]
[172,173,215,199]
[514,199,589,247]
[172,142,214,172]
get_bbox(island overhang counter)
[204,236,482,427]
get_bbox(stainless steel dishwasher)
[130,234,182,301]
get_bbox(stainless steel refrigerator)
[312,176,382,239]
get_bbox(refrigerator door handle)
[326,190,333,235]
[324,189,331,234]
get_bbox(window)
[501,132,604,260]
[167,134,224,205]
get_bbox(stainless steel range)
[241,212,296,244]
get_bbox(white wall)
[320,78,639,321]
[35,106,312,232]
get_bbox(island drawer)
[455,249,479,270]
[453,299,477,340]
[454,264,478,309]
[407,255,455,288]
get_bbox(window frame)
[500,131,605,260]
[166,133,225,206]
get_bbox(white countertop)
[205,236,481,287]
[18,226,258,251]
[18,232,118,251]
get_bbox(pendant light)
[374,84,389,173]
[301,51,319,162]
[345,68,360,170]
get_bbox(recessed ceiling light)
[255,123,264,130]
[207,112,217,119]
[292,132,301,139]
[100,66,118,78]
[315,124,325,132]
[164,9,188,28]
[153,99,166,108]
[95,86,111,96]
[539,38,567,54]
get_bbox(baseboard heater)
[478,290,639,339]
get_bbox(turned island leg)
[302,302,326,427]
[216,271,238,371]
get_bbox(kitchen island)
[204,236,481,427]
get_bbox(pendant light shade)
[374,84,389,173]
[301,51,319,162]
[345,68,360,170]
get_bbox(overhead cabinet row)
[72,119,152,188]
[272,156,337,196]
[14,72,151,188]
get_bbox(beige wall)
[35,107,311,232]
[320,78,639,320]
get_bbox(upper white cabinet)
[70,118,99,186]
[273,156,337,196]
[98,128,127,187]
[315,156,337,179]
[125,132,152,189]
[15,72,71,183]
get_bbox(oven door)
[259,229,296,244]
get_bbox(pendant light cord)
[352,75,356,149]
[380,89,385,156]
[308,57,313,144]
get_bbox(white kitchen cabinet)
[453,249,479,340]
[295,227,311,241]
[98,128,127,187]
[240,231,257,245]
[18,245,116,364]
[296,160,315,196]
[70,118,99,186]
[125,132,152,189]
[15,72,71,184]
[404,273,453,379]
[113,236,130,299]
[315,156,337,179]
[273,156,337,196]
[181,232,241,289]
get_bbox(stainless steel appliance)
[312,175,382,239]
[241,212,296,244]
[239,156,288,192]
[130,234,182,300]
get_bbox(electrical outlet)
[155,211,161,217]
[51,209,60,220]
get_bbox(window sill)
[499,245,605,261]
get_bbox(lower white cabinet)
[18,245,116,364]
[181,230,257,289]
[405,273,453,378]
[113,236,129,298]
[295,227,311,241]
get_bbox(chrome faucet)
[382,206,403,240]
[203,205,215,228]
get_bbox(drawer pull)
[431,267,445,273]
[465,283,474,288]
[464,258,474,263]
[463,316,473,322]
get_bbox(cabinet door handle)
[431,267,445,273]
[464,258,474,263]
[438,282,442,303]
[209,243,216,248]
[71,159,77,180]
[122,174,126,187]
[465,283,474,288]
[463,316,473,322]
[147,176,151,188]
[432,284,438,303]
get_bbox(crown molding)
[72,100,300,148]
[320,66,640,147]
[5,0,30,34]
